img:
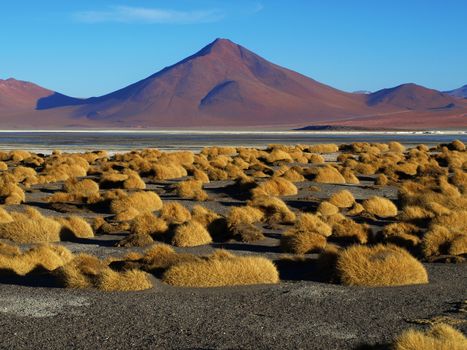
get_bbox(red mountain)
[0,78,52,110]
[1,39,466,129]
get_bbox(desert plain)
[0,140,466,349]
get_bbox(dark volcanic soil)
[0,263,466,350]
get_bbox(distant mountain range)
[1,38,466,129]
[444,85,467,99]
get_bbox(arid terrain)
[0,140,466,349]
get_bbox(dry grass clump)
[191,205,221,227]
[340,167,360,184]
[375,174,389,186]
[430,210,467,234]
[55,216,94,239]
[151,164,187,180]
[388,141,405,153]
[347,202,365,216]
[317,201,339,216]
[0,161,8,171]
[176,179,208,201]
[448,139,466,151]
[295,213,332,237]
[0,207,13,223]
[0,182,26,204]
[130,213,168,236]
[280,167,305,182]
[393,323,467,350]
[110,191,163,215]
[362,196,398,217]
[331,218,370,244]
[336,244,428,286]
[230,223,265,242]
[265,149,293,163]
[116,233,154,247]
[308,144,339,153]
[227,206,264,227]
[193,169,210,183]
[162,250,279,287]
[280,229,327,254]
[312,166,346,184]
[55,254,152,291]
[381,222,422,249]
[0,244,73,276]
[0,208,63,243]
[171,220,212,247]
[160,202,191,224]
[248,196,296,224]
[123,171,146,190]
[251,177,298,197]
[137,244,200,273]
[422,225,466,259]
[63,178,99,196]
[329,190,355,208]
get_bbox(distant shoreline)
[0,129,465,135]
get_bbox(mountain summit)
[41,38,367,127]
[1,39,466,129]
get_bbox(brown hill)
[48,38,370,127]
[0,78,52,110]
[1,39,466,129]
[366,83,459,110]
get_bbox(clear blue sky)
[1,0,466,97]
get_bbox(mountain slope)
[444,84,467,99]
[366,83,459,110]
[48,38,372,127]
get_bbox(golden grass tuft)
[0,208,63,243]
[308,144,339,153]
[381,222,422,249]
[331,218,370,244]
[176,179,208,201]
[422,225,466,258]
[110,191,163,215]
[248,195,296,224]
[347,202,365,216]
[317,201,339,216]
[190,205,221,227]
[160,202,191,224]
[388,141,406,153]
[329,190,355,208]
[140,244,200,272]
[63,178,99,196]
[171,220,213,247]
[251,177,298,197]
[0,207,13,224]
[296,213,332,237]
[362,196,398,217]
[227,206,264,227]
[116,233,154,247]
[313,166,346,184]
[280,229,327,254]
[162,250,279,287]
[336,244,428,286]
[55,254,152,291]
[393,323,467,350]
[130,213,168,236]
[55,216,94,239]
[0,244,73,276]
[375,173,389,186]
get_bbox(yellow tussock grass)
[393,323,467,350]
[162,250,279,287]
[251,177,298,197]
[55,216,94,239]
[63,178,99,196]
[248,195,296,224]
[177,179,208,201]
[160,202,191,224]
[171,220,212,247]
[317,201,339,216]
[336,244,428,286]
[313,166,346,184]
[422,225,466,258]
[130,213,168,236]
[227,206,264,227]
[190,205,220,227]
[331,218,370,244]
[295,213,332,237]
[280,229,327,254]
[0,244,73,276]
[362,196,398,217]
[329,190,355,208]
[110,191,163,214]
[308,144,339,153]
[347,202,365,216]
[0,208,62,243]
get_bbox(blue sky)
[1,1,466,97]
